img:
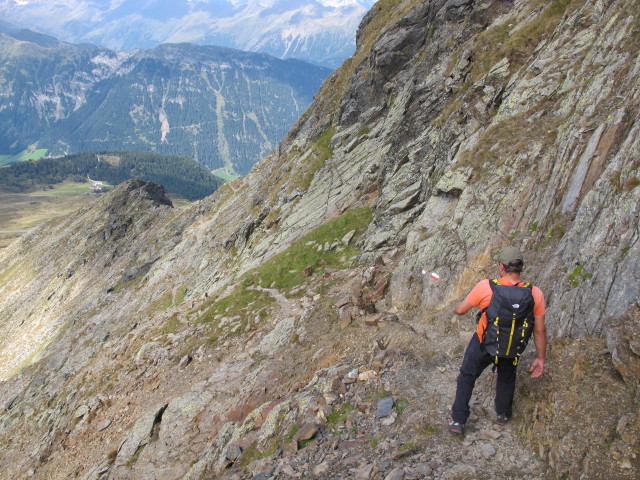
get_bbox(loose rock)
[312,461,329,476]
[380,411,397,426]
[74,405,90,419]
[344,369,359,384]
[358,370,378,381]
[384,468,405,480]
[293,423,318,443]
[377,396,394,418]
[481,443,496,458]
[342,230,356,245]
[355,463,376,480]
[97,419,112,431]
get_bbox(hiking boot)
[496,413,510,425]
[448,419,465,435]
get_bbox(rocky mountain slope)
[0,0,375,68]
[0,0,639,479]
[0,32,330,174]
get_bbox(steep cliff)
[0,0,638,479]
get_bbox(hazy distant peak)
[0,0,376,67]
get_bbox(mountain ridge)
[0,32,331,174]
[0,0,638,479]
[0,0,376,68]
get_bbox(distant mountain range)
[0,29,331,174]
[0,0,375,68]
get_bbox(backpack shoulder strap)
[495,279,533,289]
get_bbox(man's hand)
[529,357,544,378]
[530,315,546,378]
[454,298,473,315]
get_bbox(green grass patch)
[567,264,592,288]
[420,424,438,435]
[568,264,583,286]
[237,439,278,467]
[167,194,193,210]
[540,220,567,249]
[190,207,371,346]
[401,441,416,450]
[291,126,336,191]
[428,22,437,38]
[0,149,48,166]
[456,101,564,170]
[191,286,275,346]
[37,181,101,197]
[326,409,344,426]
[161,314,182,335]
[357,126,371,137]
[212,164,242,182]
[326,402,355,430]
[369,434,384,447]
[195,286,275,326]
[243,207,372,290]
[7,343,49,378]
[174,285,188,305]
[110,273,145,295]
[149,291,173,314]
[285,424,300,443]
[395,397,408,414]
[143,286,190,319]
[299,438,316,449]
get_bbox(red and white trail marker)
[421,269,440,281]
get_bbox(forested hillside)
[0,151,222,200]
[0,33,330,174]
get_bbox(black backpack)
[480,279,535,364]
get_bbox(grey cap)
[496,246,524,264]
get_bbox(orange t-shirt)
[467,277,546,339]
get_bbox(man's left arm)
[529,314,547,378]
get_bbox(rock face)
[0,0,638,479]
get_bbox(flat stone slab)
[377,396,394,418]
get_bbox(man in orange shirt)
[448,246,547,434]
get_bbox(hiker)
[448,246,546,435]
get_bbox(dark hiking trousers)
[451,333,518,424]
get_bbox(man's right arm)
[453,298,473,315]
[454,280,486,315]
